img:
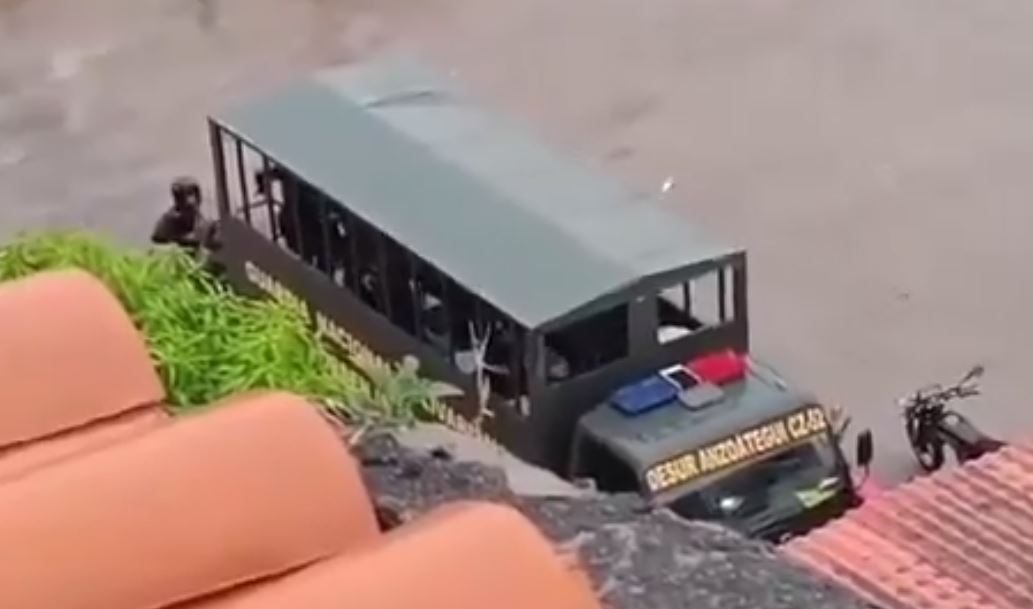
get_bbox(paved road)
[3,0,1032,484]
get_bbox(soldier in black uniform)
[151,177,222,277]
[151,177,215,253]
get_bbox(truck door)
[568,429,639,493]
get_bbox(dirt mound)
[358,432,877,609]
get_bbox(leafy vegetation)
[0,231,433,426]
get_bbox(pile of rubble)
[357,430,877,609]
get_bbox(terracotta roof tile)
[0,270,165,447]
[782,443,1033,609]
[0,406,169,483]
[0,392,378,609]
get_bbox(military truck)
[187,57,873,542]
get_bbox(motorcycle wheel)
[906,415,945,472]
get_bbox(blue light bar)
[610,374,679,416]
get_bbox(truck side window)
[656,267,736,344]
[349,218,385,312]
[543,304,628,383]
[485,318,528,401]
[245,160,286,244]
[381,236,417,334]
[656,281,699,343]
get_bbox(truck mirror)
[826,404,850,440]
[856,429,874,468]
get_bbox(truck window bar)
[317,193,333,275]
[374,231,391,318]
[718,267,727,323]
[508,318,522,399]
[286,172,304,262]
[342,210,360,293]
[472,296,485,345]
[208,123,229,218]
[260,156,279,241]
[440,273,453,355]
[531,333,546,384]
[234,138,251,225]
[407,251,424,338]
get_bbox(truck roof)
[215,56,742,330]
[577,368,817,488]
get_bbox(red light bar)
[687,350,746,386]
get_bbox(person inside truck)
[276,182,331,271]
[256,167,342,274]
[544,306,626,379]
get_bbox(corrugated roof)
[781,440,1033,609]
[215,57,740,328]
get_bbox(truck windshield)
[667,436,843,524]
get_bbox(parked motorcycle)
[899,364,1005,472]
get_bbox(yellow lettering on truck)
[644,406,830,494]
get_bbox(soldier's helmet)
[170,176,202,207]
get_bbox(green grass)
[0,231,428,425]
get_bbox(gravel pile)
[354,431,878,609]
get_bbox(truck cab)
[572,355,867,541]
[194,56,871,541]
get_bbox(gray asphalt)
[3,0,1032,484]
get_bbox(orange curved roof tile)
[0,269,165,447]
[0,406,168,483]
[781,442,1033,609]
[0,391,378,609]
